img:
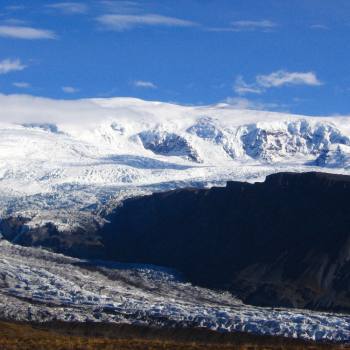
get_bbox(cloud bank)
[0,94,111,126]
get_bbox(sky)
[0,0,350,116]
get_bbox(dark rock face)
[102,172,350,312]
[138,130,201,162]
[0,217,103,258]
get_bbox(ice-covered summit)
[0,94,349,228]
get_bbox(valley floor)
[0,321,348,350]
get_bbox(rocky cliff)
[102,172,350,312]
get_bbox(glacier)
[1,95,350,343]
[0,95,349,229]
[0,239,349,342]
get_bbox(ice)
[0,240,349,342]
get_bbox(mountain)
[101,172,350,313]
[1,96,350,342]
[0,96,349,229]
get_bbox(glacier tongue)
[0,239,349,342]
[0,96,349,227]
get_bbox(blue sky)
[0,0,350,115]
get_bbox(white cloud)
[5,5,26,11]
[0,26,56,39]
[310,24,329,30]
[13,82,30,88]
[234,76,263,95]
[46,2,88,14]
[0,59,26,74]
[256,71,322,88]
[97,14,197,31]
[2,18,28,26]
[210,20,276,32]
[62,86,79,93]
[224,97,283,111]
[234,70,322,95]
[133,80,157,89]
[230,20,276,31]
[99,1,140,14]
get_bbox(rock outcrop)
[102,172,350,312]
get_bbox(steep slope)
[0,96,350,228]
[101,172,350,313]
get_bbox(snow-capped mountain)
[1,95,350,343]
[0,94,350,228]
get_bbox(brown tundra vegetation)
[0,321,349,350]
